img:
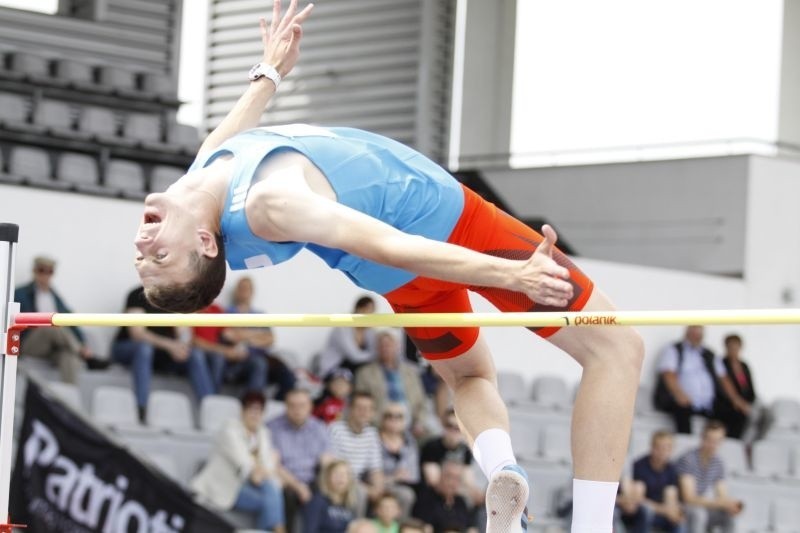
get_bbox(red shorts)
[384,185,594,360]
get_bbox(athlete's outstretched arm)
[247,168,574,307]
[197,0,313,156]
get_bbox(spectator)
[617,430,686,533]
[373,493,402,533]
[111,286,215,421]
[419,408,483,506]
[15,256,93,383]
[677,420,742,533]
[191,391,285,533]
[225,276,296,400]
[655,326,744,434]
[378,403,419,516]
[268,388,334,529]
[304,459,358,533]
[318,296,377,377]
[715,334,757,440]
[314,368,354,424]
[192,301,267,393]
[355,329,428,437]
[329,392,385,511]
[411,461,476,533]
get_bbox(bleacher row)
[1,49,176,101]
[497,372,800,532]
[0,142,185,197]
[17,359,800,532]
[0,47,199,197]
[0,92,199,153]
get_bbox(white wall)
[1,183,797,401]
[511,0,784,166]
[743,156,800,403]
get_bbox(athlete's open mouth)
[143,212,162,226]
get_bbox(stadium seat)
[671,433,698,459]
[142,452,181,481]
[199,395,240,434]
[98,64,136,92]
[751,439,792,478]
[106,159,145,194]
[124,113,161,143]
[53,58,95,87]
[509,415,542,462]
[57,152,99,187]
[141,71,174,97]
[5,50,49,80]
[634,383,659,415]
[150,165,184,192]
[92,385,139,428]
[0,93,29,126]
[521,462,572,520]
[44,381,82,411]
[77,106,118,139]
[727,478,772,532]
[771,398,800,430]
[147,390,195,432]
[166,122,200,152]
[540,423,571,463]
[9,145,51,182]
[531,375,570,409]
[33,99,74,135]
[773,495,800,532]
[265,400,286,422]
[718,437,747,476]
[497,371,526,405]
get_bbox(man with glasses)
[420,408,484,508]
[14,256,94,383]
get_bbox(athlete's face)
[134,193,212,288]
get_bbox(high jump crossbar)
[12,308,800,329]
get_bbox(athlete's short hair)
[144,233,226,313]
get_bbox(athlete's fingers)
[270,0,281,37]
[542,277,573,293]
[278,0,298,34]
[541,258,570,280]
[288,23,303,48]
[536,224,559,258]
[292,3,314,23]
[260,17,270,47]
[541,295,568,307]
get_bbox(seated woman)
[378,403,419,517]
[304,459,359,533]
[191,391,285,532]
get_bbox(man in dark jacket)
[14,256,93,383]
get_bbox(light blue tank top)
[188,125,465,294]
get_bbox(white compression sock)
[472,428,516,480]
[571,479,619,533]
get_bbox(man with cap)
[14,256,94,383]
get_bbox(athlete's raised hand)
[516,224,574,307]
[261,0,314,78]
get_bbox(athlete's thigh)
[467,208,594,338]
[386,284,481,361]
[428,334,497,389]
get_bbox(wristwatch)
[248,63,281,88]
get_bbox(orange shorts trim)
[384,185,594,361]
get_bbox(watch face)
[249,64,262,79]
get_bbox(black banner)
[10,380,234,533]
